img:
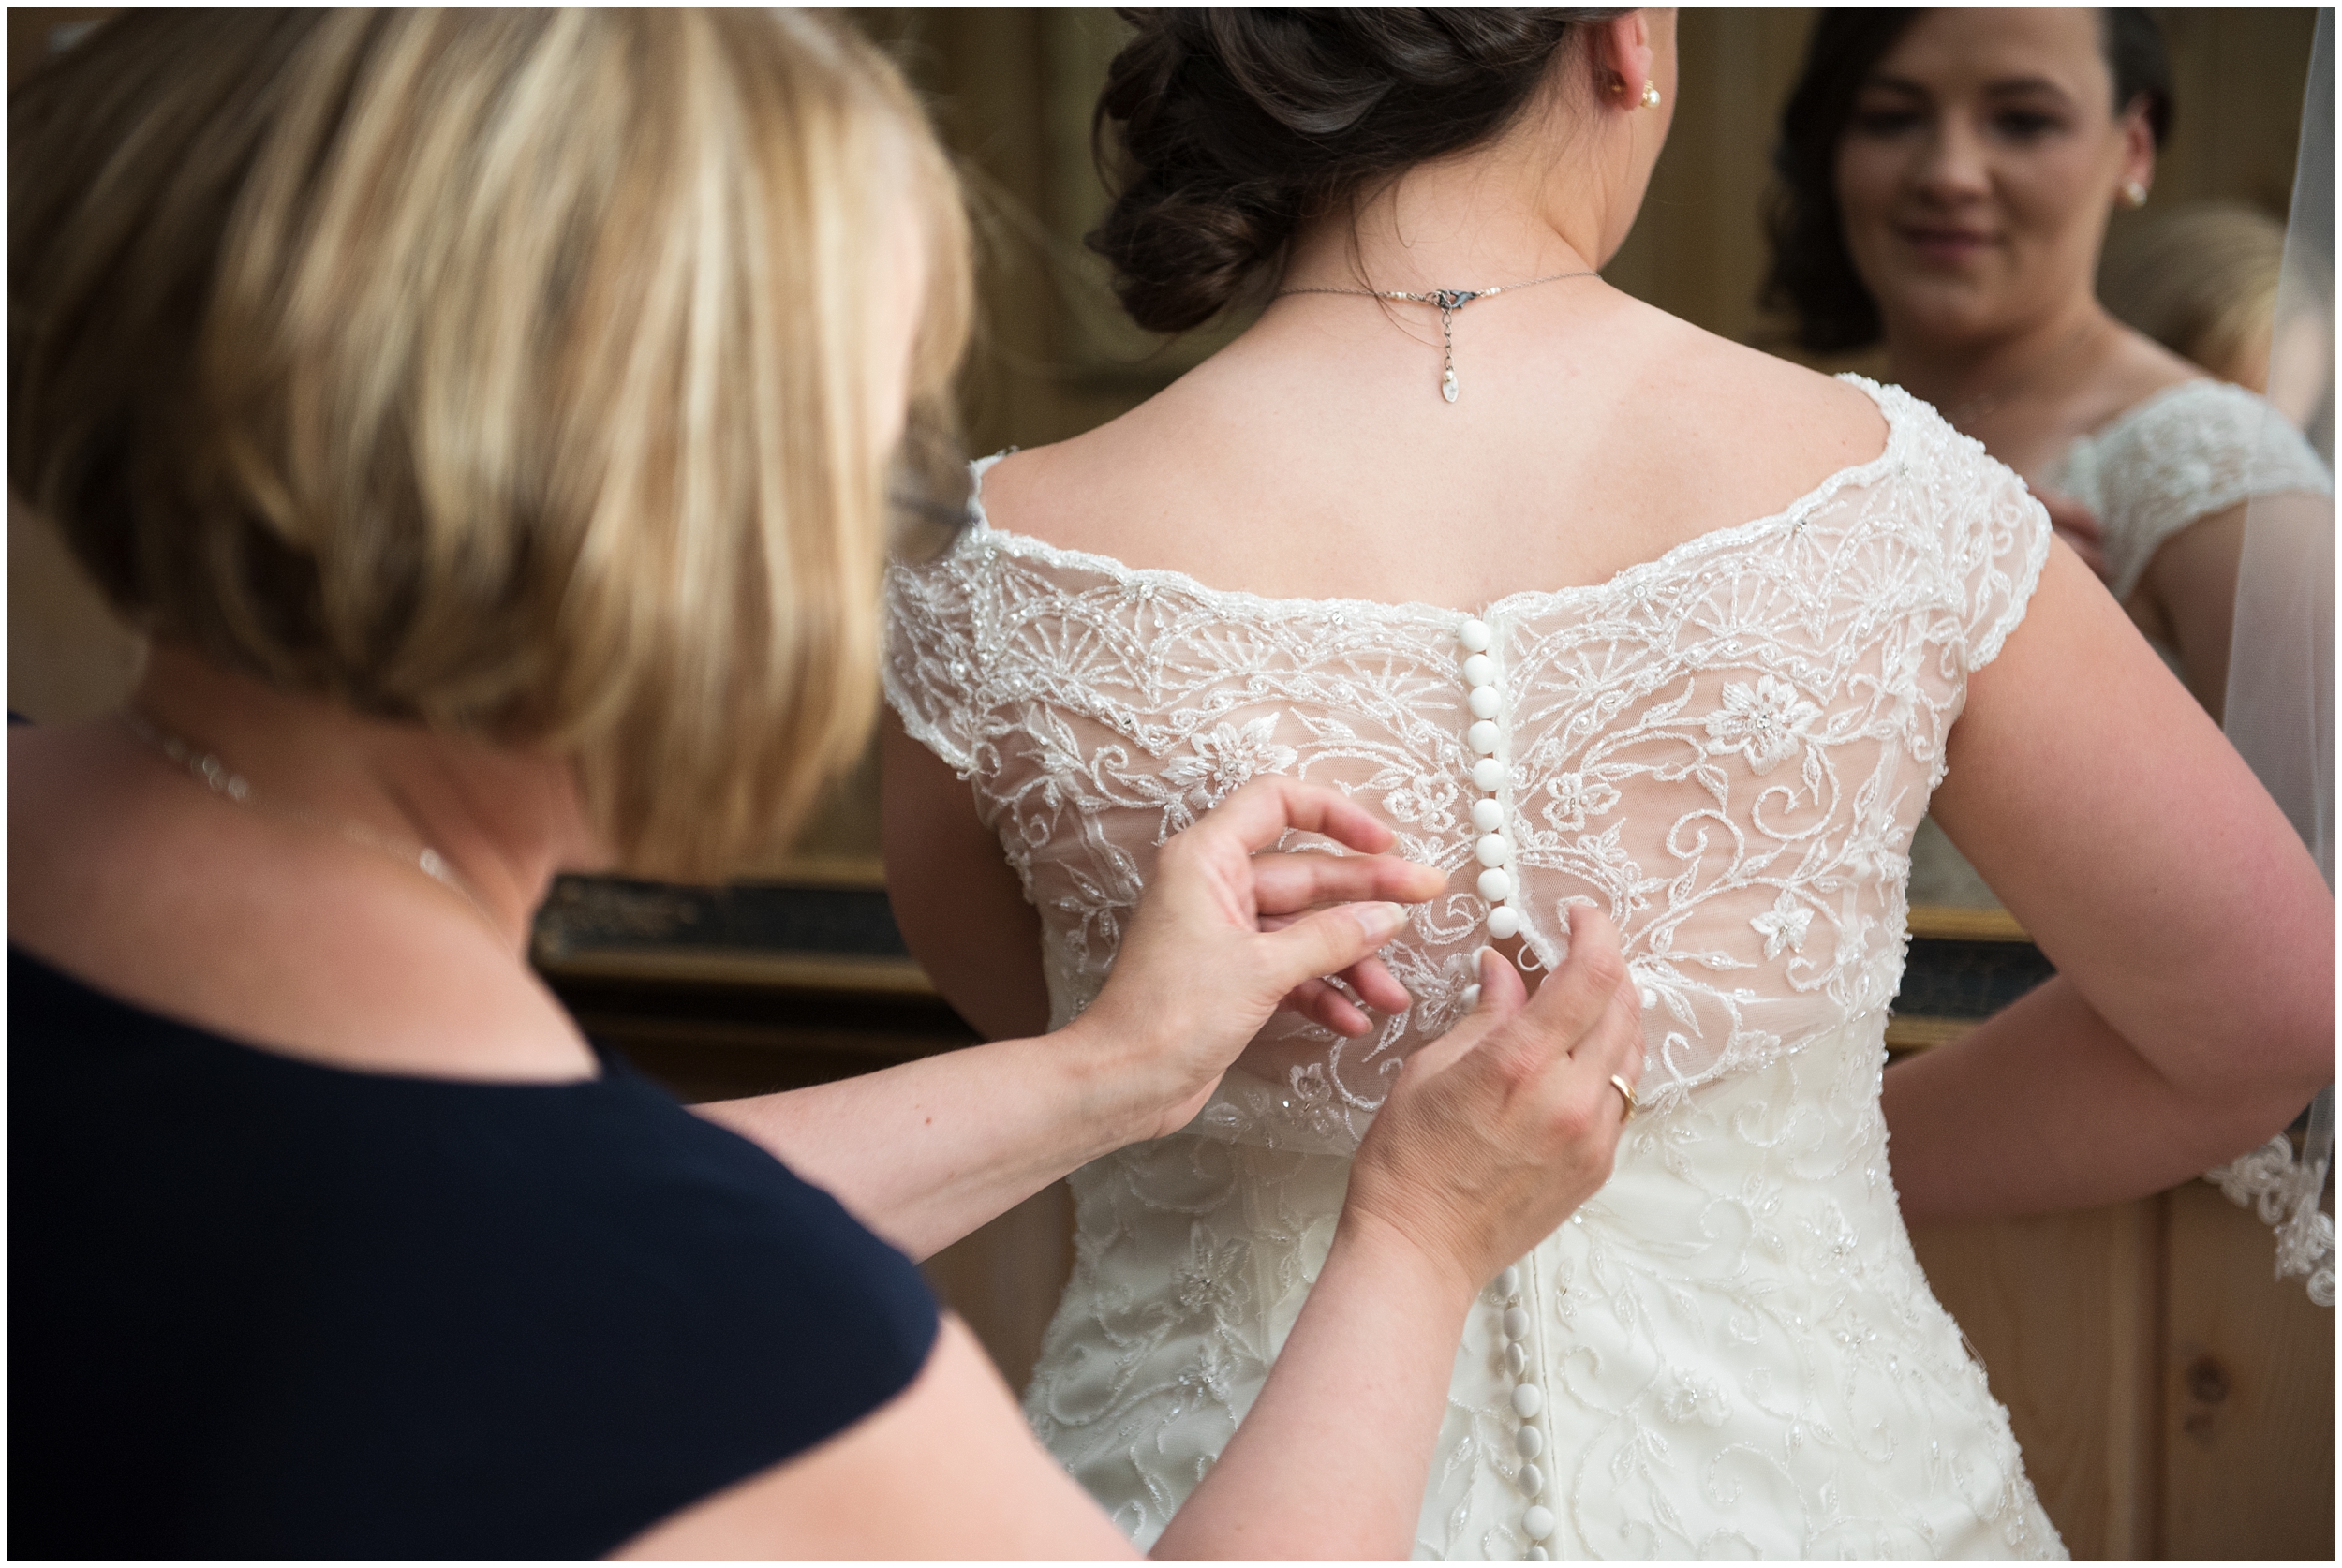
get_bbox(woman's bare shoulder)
[977,362,1245,555]
[979,294,1892,566]
[1607,304,1892,520]
[1636,308,1890,468]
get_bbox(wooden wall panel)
[2160,1182,2336,1561]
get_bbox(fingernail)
[1364,901,1409,939]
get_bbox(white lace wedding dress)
[887,377,2065,1560]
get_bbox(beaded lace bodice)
[2049,377,2332,603]
[886,378,2065,1559]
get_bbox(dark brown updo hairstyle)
[1763,7,2172,352]
[1091,7,1628,334]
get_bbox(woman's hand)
[1342,907,1645,1290]
[1155,908,1645,1560]
[1065,776,1445,1143]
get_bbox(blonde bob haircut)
[9,8,972,879]
[2099,200,2287,388]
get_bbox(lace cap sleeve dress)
[7,946,939,1561]
[2050,378,2333,607]
[884,379,2065,1561]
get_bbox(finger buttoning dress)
[885,378,2065,1561]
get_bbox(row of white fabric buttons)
[1462,615,1549,1559]
[1457,617,1520,1012]
[1493,1264,1554,1557]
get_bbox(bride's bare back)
[985,288,1887,614]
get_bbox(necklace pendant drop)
[1442,366,1460,404]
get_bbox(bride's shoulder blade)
[979,298,1900,593]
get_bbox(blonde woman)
[8,11,1645,1558]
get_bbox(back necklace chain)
[1276,267,1597,404]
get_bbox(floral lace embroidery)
[2208,1135,2337,1307]
[886,377,2065,1559]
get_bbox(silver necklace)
[118,709,505,938]
[1276,268,1596,403]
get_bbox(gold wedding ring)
[1608,1073,1638,1118]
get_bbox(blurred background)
[8,8,2330,1559]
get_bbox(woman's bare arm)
[1886,540,2332,1220]
[613,1317,1139,1561]
[624,922,1645,1561]
[2127,499,2250,722]
[878,710,1054,1041]
[701,771,1443,1258]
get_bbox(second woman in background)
[1768,6,2331,719]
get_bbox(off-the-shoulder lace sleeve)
[1933,420,2055,674]
[2060,380,2334,601]
[882,540,986,776]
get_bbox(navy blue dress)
[7,946,939,1560]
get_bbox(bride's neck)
[1279,105,1610,295]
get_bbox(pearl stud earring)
[2122,179,2149,208]
[1640,81,1662,109]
